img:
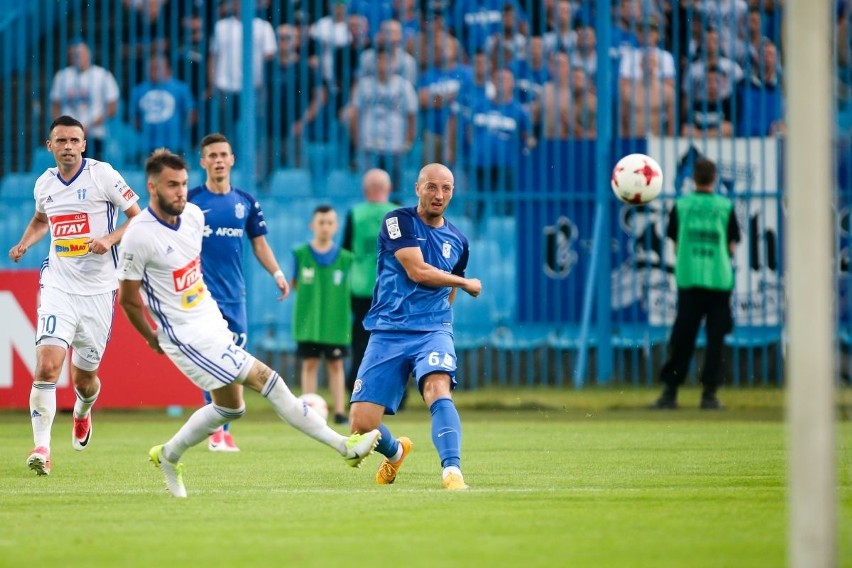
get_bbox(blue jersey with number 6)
[364,207,470,333]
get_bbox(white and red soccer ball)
[611,153,664,205]
[300,392,329,422]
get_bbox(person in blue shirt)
[448,0,528,56]
[187,133,290,452]
[130,54,197,158]
[450,68,536,221]
[348,162,482,491]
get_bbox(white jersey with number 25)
[117,202,228,337]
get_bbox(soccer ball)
[300,392,329,422]
[611,153,664,204]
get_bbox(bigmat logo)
[173,256,202,292]
[50,213,89,238]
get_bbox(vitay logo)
[172,256,202,292]
[50,213,89,238]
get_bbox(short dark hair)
[313,204,334,216]
[199,133,231,151]
[145,148,188,179]
[49,115,85,136]
[693,158,717,186]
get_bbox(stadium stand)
[0,0,799,386]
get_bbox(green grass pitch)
[1,387,850,567]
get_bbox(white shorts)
[36,287,116,372]
[160,323,256,392]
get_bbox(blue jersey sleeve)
[238,190,268,240]
[452,241,469,277]
[380,208,419,253]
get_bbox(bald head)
[362,168,391,202]
[417,163,453,185]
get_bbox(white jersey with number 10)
[35,158,139,295]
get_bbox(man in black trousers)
[651,158,741,410]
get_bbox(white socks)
[163,404,244,463]
[261,373,347,454]
[73,381,100,419]
[443,466,463,480]
[30,382,57,449]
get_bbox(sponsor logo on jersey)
[215,227,244,237]
[122,188,136,202]
[173,256,202,292]
[386,217,401,239]
[300,266,315,284]
[46,195,53,203]
[181,281,207,309]
[51,213,90,238]
[235,202,245,219]
[54,237,89,257]
[442,241,452,258]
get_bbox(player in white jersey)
[116,149,381,498]
[8,115,142,476]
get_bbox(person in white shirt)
[49,42,120,159]
[116,149,381,498]
[8,115,142,477]
[207,0,277,138]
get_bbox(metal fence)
[0,0,798,387]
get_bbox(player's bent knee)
[213,404,246,422]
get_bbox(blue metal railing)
[0,0,794,387]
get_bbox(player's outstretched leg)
[149,445,186,498]
[430,398,468,490]
[149,403,244,497]
[259,371,380,467]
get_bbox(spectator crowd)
[47,0,794,186]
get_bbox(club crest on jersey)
[172,256,202,292]
[386,217,401,239]
[51,213,89,238]
[442,241,452,258]
[76,188,87,200]
[235,202,246,219]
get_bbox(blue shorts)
[218,302,248,348]
[350,330,457,415]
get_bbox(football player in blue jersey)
[348,162,482,490]
[188,133,290,451]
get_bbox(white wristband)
[272,270,285,280]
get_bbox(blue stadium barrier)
[29,148,54,173]
[324,169,361,198]
[267,168,312,199]
[0,173,35,199]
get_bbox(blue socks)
[430,398,461,469]
[375,423,399,458]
